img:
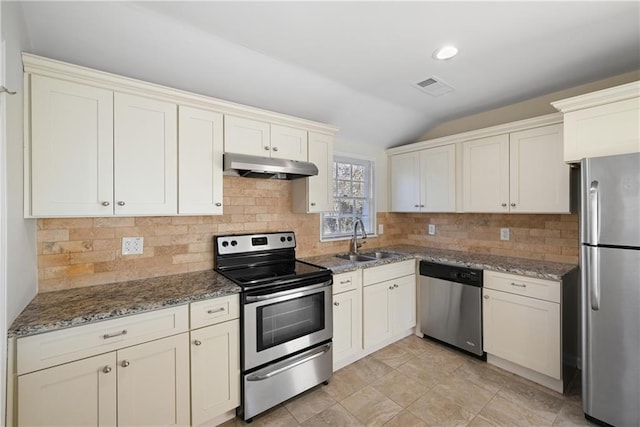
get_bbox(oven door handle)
[245,280,332,302]
[246,343,332,382]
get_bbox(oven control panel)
[215,232,296,255]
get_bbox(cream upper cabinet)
[390,144,456,212]
[552,81,640,162]
[462,124,569,213]
[29,75,115,217]
[27,76,178,217]
[462,134,510,213]
[113,93,177,216]
[509,124,569,213]
[18,352,117,426]
[270,124,308,161]
[483,270,562,381]
[178,106,224,215]
[224,115,271,156]
[291,132,334,213]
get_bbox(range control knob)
[287,236,293,242]
[231,240,238,247]
[221,241,229,247]
[280,236,286,242]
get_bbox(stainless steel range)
[214,231,333,422]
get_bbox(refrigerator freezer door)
[582,245,640,426]
[581,153,640,247]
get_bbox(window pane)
[337,180,351,197]
[352,165,364,181]
[352,182,364,198]
[337,163,351,179]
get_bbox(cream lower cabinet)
[362,261,416,350]
[332,270,362,370]
[18,333,190,426]
[483,271,562,389]
[189,295,240,426]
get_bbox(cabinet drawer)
[17,306,189,375]
[333,270,362,294]
[363,260,415,286]
[484,271,560,303]
[190,294,239,329]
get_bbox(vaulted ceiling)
[17,1,640,148]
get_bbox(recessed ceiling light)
[432,45,458,60]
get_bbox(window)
[321,155,375,240]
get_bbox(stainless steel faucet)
[350,218,367,254]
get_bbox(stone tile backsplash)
[36,177,578,292]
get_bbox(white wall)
[1,3,35,424]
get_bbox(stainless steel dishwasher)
[419,261,484,357]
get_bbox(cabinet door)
[270,124,307,161]
[483,288,561,379]
[224,115,270,156]
[509,124,570,213]
[390,274,416,332]
[462,134,510,212]
[18,352,117,426]
[178,106,224,215]
[30,75,114,216]
[307,132,334,212]
[190,320,240,427]
[333,289,362,368]
[421,145,456,212]
[117,333,190,426]
[363,281,392,349]
[114,93,177,215]
[390,152,421,212]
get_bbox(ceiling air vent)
[414,76,454,97]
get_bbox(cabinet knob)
[117,201,125,206]
[101,201,110,206]
[420,205,425,208]
[394,284,399,288]
[264,146,270,151]
[215,202,222,207]
[310,202,316,206]
[501,203,507,207]
[414,204,420,208]
[103,366,112,374]
[272,146,278,152]
[334,302,340,306]
[484,295,489,299]
[121,360,130,368]
[510,203,516,207]
[194,340,202,346]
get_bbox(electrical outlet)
[500,228,510,241]
[378,224,384,234]
[122,237,144,255]
[428,224,436,235]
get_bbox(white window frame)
[320,153,376,242]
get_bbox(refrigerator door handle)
[589,246,600,311]
[589,180,599,245]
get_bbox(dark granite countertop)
[302,245,578,281]
[8,270,240,338]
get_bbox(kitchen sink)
[335,253,376,262]
[335,251,403,262]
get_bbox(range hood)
[223,153,318,180]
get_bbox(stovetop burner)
[213,231,331,290]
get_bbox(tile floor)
[222,335,596,426]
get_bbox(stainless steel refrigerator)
[581,152,640,426]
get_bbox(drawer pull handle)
[394,284,399,288]
[103,330,127,339]
[334,302,340,306]
[511,282,527,288]
[207,307,226,314]
[194,340,202,346]
[339,280,351,284]
[121,360,130,368]
[389,286,394,290]
[102,366,112,374]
